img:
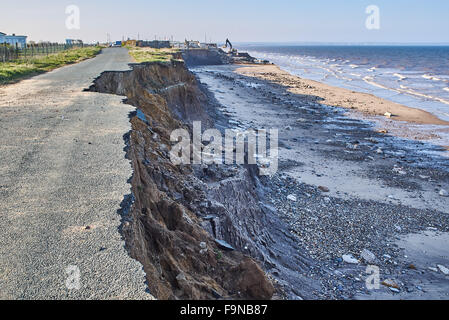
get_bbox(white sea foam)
[363,76,400,92]
[396,87,449,106]
[245,48,449,120]
[393,73,407,81]
[422,74,442,81]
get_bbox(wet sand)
[235,64,449,126]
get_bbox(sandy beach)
[235,64,449,126]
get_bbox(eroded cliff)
[88,60,276,300]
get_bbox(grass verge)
[0,46,103,85]
[127,46,180,63]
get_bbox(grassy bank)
[127,46,180,63]
[0,46,102,84]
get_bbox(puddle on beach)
[397,230,449,269]
[349,111,449,156]
[357,230,449,300]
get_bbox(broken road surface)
[0,48,151,299]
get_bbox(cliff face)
[181,49,231,67]
[88,61,275,300]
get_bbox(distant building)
[185,40,200,49]
[200,43,218,49]
[171,41,187,49]
[124,39,137,47]
[137,40,171,49]
[65,39,83,46]
[0,32,27,48]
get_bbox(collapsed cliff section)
[88,61,275,300]
[182,49,231,67]
[182,48,266,67]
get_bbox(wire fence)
[0,43,87,63]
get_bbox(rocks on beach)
[437,264,449,275]
[360,249,377,264]
[342,254,359,264]
[381,279,400,289]
[318,186,330,192]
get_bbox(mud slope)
[88,61,279,300]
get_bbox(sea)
[236,44,449,122]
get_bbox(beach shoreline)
[233,63,449,150]
[236,64,449,126]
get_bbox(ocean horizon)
[237,44,449,122]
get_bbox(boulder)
[342,254,359,264]
[234,258,274,300]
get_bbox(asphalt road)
[0,48,152,299]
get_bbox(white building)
[0,32,27,48]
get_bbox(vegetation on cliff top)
[127,47,180,63]
[0,46,102,84]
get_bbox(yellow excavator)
[223,38,235,53]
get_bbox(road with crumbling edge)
[0,48,152,299]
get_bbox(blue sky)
[1,0,449,43]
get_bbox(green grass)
[0,46,102,84]
[127,47,179,63]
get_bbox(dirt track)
[0,48,151,299]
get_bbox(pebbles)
[342,254,359,264]
[268,174,448,264]
[381,279,399,289]
[437,264,449,275]
[392,167,407,175]
[265,172,449,298]
[439,189,448,197]
[360,249,377,264]
[287,194,297,201]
